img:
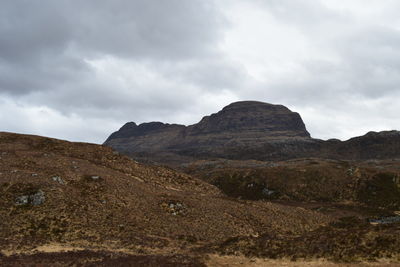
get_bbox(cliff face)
[104,101,400,165]
[187,101,310,137]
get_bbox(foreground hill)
[0,132,332,265]
[104,101,400,166]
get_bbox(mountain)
[104,101,400,165]
[104,101,313,164]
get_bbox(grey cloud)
[0,0,223,62]
[73,0,224,60]
[0,0,399,143]
[0,0,226,95]
[0,0,237,135]
[152,59,249,91]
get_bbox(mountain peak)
[222,101,287,111]
[191,101,310,137]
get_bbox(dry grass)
[0,132,328,252]
[206,255,400,267]
[1,132,400,265]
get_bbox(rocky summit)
[187,101,310,138]
[105,101,400,165]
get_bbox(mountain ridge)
[104,101,400,165]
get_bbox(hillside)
[185,158,400,214]
[0,132,332,265]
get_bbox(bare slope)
[0,132,328,253]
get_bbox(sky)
[1,0,400,143]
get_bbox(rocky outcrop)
[186,101,310,137]
[104,101,400,165]
[15,190,45,206]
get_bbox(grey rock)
[369,216,400,224]
[15,190,45,206]
[31,190,45,205]
[52,176,65,184]
[15,195,29,205]
[167,201,185,215]
[262,188,275,196]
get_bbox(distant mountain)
[104,101,400,165]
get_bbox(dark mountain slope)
[105,101,400,165]
[104,101,314,164]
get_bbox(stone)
[163,201,186,215]
[262,188,275,196]
[15,190,45,206]
[52,176,65,184]
[369,216,400,224]
[31,190,45,205]
[15,195,29,205]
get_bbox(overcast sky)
[1,0,399,143]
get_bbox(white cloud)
[0,98,119,143]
